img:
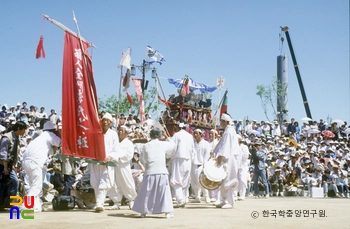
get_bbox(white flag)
[145,46,165,65]
[118,47,131,69]
[216,77,225,87]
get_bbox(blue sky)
[0,0,349,124]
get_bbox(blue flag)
[145,46,165,65]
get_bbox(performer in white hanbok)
[237,137,250,200]
[170,122,194,208]
[132,128,176,218]
[105,125,137,209]
[213,113,240,209]
[91,113,118,212]
[22,121,61,212]
[190,129,211,203]
[208,129,221,204]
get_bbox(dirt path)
[1,197,348,229]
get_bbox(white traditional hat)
[194,129,202,134]
[221,114,232,122]
[119,125,131,133]
[102,113,113,122]
[178,122,185,128]
[275,168,282,172]
[43,121,55,130]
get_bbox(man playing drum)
[213,113,240,209]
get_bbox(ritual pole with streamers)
[155,73,171,137]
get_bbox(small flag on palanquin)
[157,95,174,107]
[181,78,190,96]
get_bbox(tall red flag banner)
[220,90,228,118]
[132,78,145,122]
[61,31,106,161]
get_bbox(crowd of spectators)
[0,101,349,213]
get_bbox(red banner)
[132,78,145,122]
[61,31,105,161]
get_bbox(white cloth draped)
[110,138,137,201]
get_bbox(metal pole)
[281,26,312,121]
[142,59,146,92]
[155,76,158,112]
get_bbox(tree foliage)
[98,86,159,116]
[256,76,288,122]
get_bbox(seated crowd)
[0,101,349,214]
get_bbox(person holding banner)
[91,113,118,212]
[213,113,240,209]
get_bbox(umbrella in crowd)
[322,130,335,139]
[248,130,260,136]
[308,129,320,134]
[301,117,312,122]
[287,138,298,148]
[332,119,345,126]
[342,128,350,135]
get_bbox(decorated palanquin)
[159,76,218,141]
[162,104,216,141]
